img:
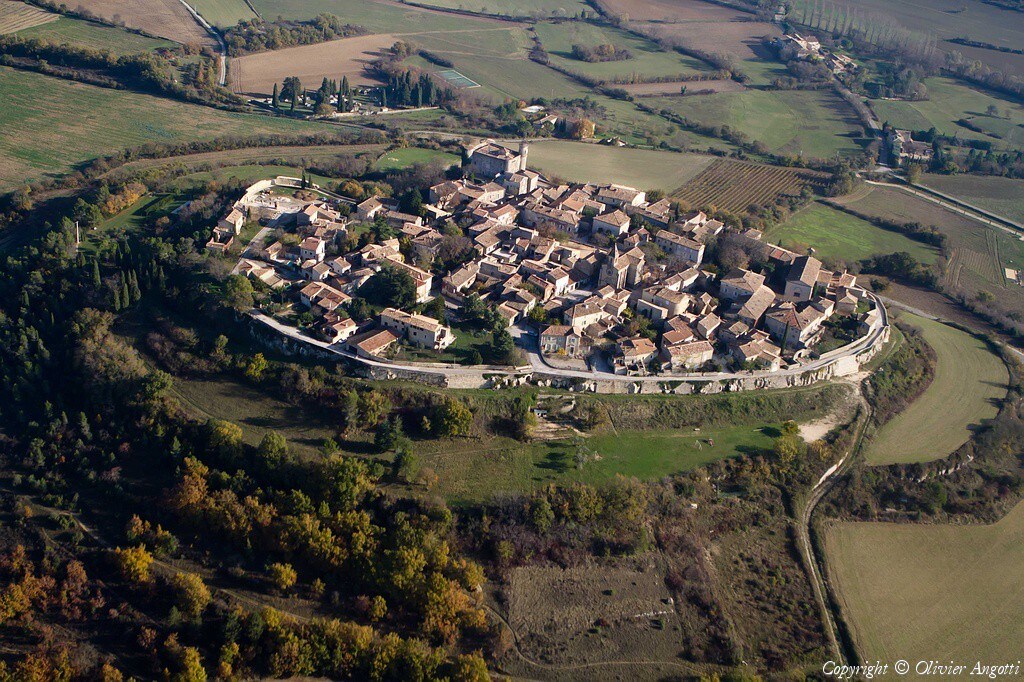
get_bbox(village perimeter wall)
[246,296,890,395]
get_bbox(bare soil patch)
[0,0,58,34]
[73,0,215,47]
[621,79,744,96]
[505,559,683,667]
[230,33,398,95]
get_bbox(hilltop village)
[221,142,881,376]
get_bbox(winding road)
[177,0,228,86]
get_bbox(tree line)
[223,14,367,56]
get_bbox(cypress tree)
[92,260,101,289]
[272,82,279,109]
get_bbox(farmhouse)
[380,308,455,350]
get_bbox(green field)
[826,502,1024,665]
[864,314,1006,465]
[190,0,257,27]
[252,0,493,31]
[652,88,865,159]
[417,423,778,502]
[871,78,1024,151]
[836,185,1024,315]
[17,16,176,53]
[412,0,590,17]
[0,67,333,191]
[164,368,839,502]
[789,0,1024,54]
[374,147,461,171]
[768,202,941,265]
[534,21,711,81]
[921,173,1024,226]
[510,141,715,190]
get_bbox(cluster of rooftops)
[224,140,882,373]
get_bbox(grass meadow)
[921,174,1024,226]
[652,89,866,159]
[825,502,1024,665]
[835,184,1024,315]
[0,67,333,191]
[768,202,941,265]
[372,147,461,171]
[17,16,176,53]
[412,0,590,17]
[189,0,258,27]
[506,141,714,190]
[251,0,499,31]
[534,21,711,81]
[163,369,838,503]
[870,78,1024,151]
[864,314,1006,465]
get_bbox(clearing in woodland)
[230,34,400,94]
[864,314,1006,465]
[72,0,217,48]
[671,158,830,215]
[825,501,1024,665]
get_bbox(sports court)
[435,69,480,89]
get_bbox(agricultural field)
[788,0,1024,55]
[373,147,460,171]
[595,0,741,22]
[921,173,1024,226]
[653,89,866,159]
[411,0,589,18]
[0,0,57,34]
[671,158,830,214]
[825,502,1024,664]
[533,21,711,82]
[504,141,715,191]
[251,0,504,32]
[870,77,1024,151]
[621,79,745,96]
[834,184,1024,315]
[768,202,941,266]
[17,16,176,54]
[864,314,1007,465]
[0,67,333,191]
[229,34,399,94]
[73,0,217,48]
[189,0,256,27]
[633,18,785,85]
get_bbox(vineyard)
[671,159,830,214]
[0,1,57,34]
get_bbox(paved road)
[178,0,227,86]
[862,178,1023,237]
[252,293,889,385]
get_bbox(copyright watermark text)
[823,660,1023,678]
